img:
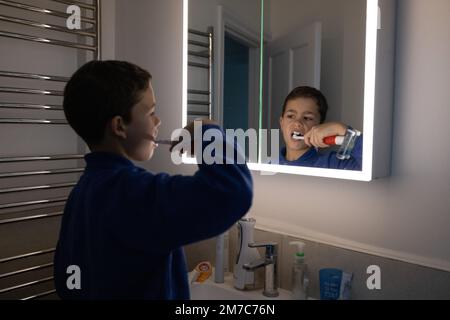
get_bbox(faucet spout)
[243,258,267,271]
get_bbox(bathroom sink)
[190,282,251,300]
[189,273,292,300]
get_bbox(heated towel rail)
[0,0,101,300]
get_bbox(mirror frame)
[182,0,392,181]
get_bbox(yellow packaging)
[194,261,212,283]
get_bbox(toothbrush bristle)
[292,132,304,140]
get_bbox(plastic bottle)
[289,241,308,300]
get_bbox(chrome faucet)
[243,242,279,297]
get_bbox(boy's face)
[122,82,161,161]
[279,97,321,151]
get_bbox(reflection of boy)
[279,86,362,170]
[54,61,253,299]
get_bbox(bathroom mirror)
[261,0,366,171]
[183,0,395,181]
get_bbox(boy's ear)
[110,116,127,139]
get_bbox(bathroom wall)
[189,0,261,34]
[114,0,185,161]
[115,0,450,293]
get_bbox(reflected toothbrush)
[292,132,345,145]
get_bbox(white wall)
[116,0,450,272]
[114,0,186,173]
[101,0,116,61]
[189,0,260,33]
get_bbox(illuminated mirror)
[183,0,395,181]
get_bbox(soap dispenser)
[289,241,308,300]
[233,218,261,290]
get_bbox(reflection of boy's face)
[122,82,161,161]
[279,97,321,151]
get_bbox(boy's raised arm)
[110,123,253,253]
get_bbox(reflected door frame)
[216,5,260,130]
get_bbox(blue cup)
[319,268,343,300]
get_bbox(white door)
[267,21,322,130]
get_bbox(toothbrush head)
[292,131,305,140]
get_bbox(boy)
[279,86,362,170]
[54,60,253,299]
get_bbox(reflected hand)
[303,122,348,148]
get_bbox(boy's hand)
[182,119,219,137]
[304,122,348,148]
[169,119,219,154]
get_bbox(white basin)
[189,273,292,300]
[190,282,252,300]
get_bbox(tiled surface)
[184,226,450,300]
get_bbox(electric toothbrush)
[292,131,345,145]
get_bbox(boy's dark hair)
[281,86,328,123]
[63,60,152,146]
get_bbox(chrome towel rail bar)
[0,118,67,124]
[0,182,76,194]
[0,263,54,279]
[188,29,210,37]
[0,168,84,179]
[0,14,96,37]
[0,86,63,96]
[0,0,96,24]
[0,248,55,264]
[0,211,63,225]
[0,197,67,211]
[0,70,70,82]
[50,0,96,11]
[21,289,56,300]
[0,276,54,294]
[0,154,84,163]
[0,30,97,51]
[0,103,63,110]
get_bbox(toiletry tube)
[195,261,212,283]
[339,272,353,300]
[215,233,225,283]
[223,231,229,274]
